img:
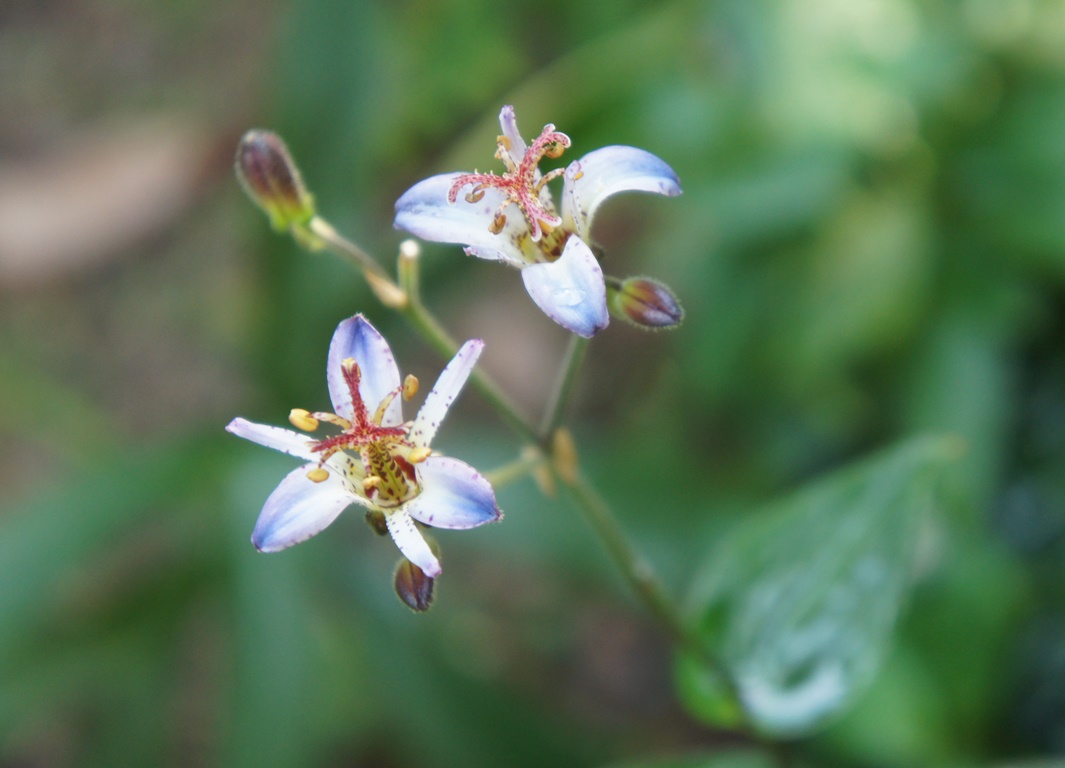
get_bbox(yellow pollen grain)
[363,476,382,492]
[409,446,432,464]
[289,408,319,431]
[306,467,330,483]
[403,374,419,401]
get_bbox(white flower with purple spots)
[393,105,682,338]
[226,314,500,577]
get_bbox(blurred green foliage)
[2,0,1065,766]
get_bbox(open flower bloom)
[226,314,500,577]
[393,105,682,338]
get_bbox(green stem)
[307,217,391,283]
[397,245,541,445]
[537,334,589,445]
[561,470,755,732]
[483,450,545,490]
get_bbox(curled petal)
[406,456,501,530]
[385,510,441,577]
[410,339,484,450]
[393,174,528,267]
[521,236,609,338]
[226,418,317,461]
[498,105,527,168]
[562,146,681,238]
[328,315,403,426]
[251,465,354,552]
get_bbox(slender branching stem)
[538,334,589,446]
[300,216,775,754]
[483,450,546,489]
[559,470,756,729]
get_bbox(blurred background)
[2,0,1065,765]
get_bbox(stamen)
[363,476,382,493]
[403,375,419,401]
[289,408,319,432]
[447,120,570,244]
[409,446,432,464]
[306,467,330,483]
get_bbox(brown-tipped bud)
[235,130,316,232]
[364,510,389,536]
[608,276,684,330]
[394,558,435,612]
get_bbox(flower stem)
[483,450,545,489]
[538,334,589,446]
[307,217,406,307]
[396,243,541,445]
[559,469,756,733]
[305,223,539,444]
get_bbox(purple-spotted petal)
[251,465,353,552]
[393,174,528,267]
[406,456,501,530]
[328,315,403,426]
[562,146,681,238]
[521,236,609,337]
[410,339,484,449]
[226,418,317,461]
[385,510,441,577]
[498,105,527,168]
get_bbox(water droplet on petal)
[552,288,585,307]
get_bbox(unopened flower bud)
[608,276,684,330]
[364,510,388,536]
[394,557,435,612]
[235,130,316,233]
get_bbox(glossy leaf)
[679,437,958,736]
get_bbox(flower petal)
[410,339,484,450]
[251,465,354,552]
[562,146,681,238]
[226,418,317,461]
[328,315,403,426]
[385,510,441,577]
[498,105,527,168]
[521,236,609,337]
[406,456,501,530]
[393,174,529,267]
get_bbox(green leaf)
[679,436,958,737]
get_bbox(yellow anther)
[306,467,330,483]
[342,357,358,373]
[544,141,566,159]
[573,169,584,181]
[540,220,556,235]
[289,408,319,431]
[363,476,382,493]
[497,135,512,151]
[403,374,419,401]
[489,213,507,234]
[465,188,486,204]
[409,446,432,464]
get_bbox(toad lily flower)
[393,105,682,338]
[226,314,500,578]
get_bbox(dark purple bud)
[235,130,315,231]
[608,276,684,329]
[364,510,389,536]
[394,558,435,613]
